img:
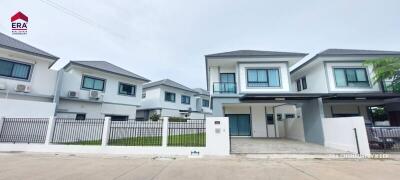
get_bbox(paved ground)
[1,152,400,180]
[231,138,347,154]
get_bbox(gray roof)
[0,32,59,60]
[193,88,210,96]
[66,61,150,82]
[291,48,400,73]
[205,50,307,58]
[143,79,197,93]
[319,49,400,56]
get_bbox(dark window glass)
[165,92,176,102]
[285,114,295,118]
[266,114,274,124]
[247,69,280,87]
[296,79,302,91]
[76,114,86,120]
[334,68,369,87]
[181,95,191,104]
[82,76,105,91]
[0,59,31,80]
[108,115,128,121]
[220,73,235,83]
[118,83,136,96]
[202,99,210,107]
[301,77,307,90]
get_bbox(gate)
[366,127,400,153]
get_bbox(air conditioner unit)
[0,83,6,90]
[15,84,31,93]
[68,91,78,98]
[89,90,100,99]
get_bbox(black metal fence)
[366,127,400,153]
[0,118,48,143]
[108,119,163,146]
[168,119,206,147]
[51,118,104,145]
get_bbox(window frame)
[118,82,136,97]
[0,58,33,81]
[202,99,210,107]
[164,91,176,102]
[81,75,106,91]
[301,77,307,90]
[296,79,302,91]
[333,67,370,88]
[75,113,86,120]
[181,95,191,105]
[246,68,281,88]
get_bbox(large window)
[296,77,307,91]
[202,99,209,107]
[181,95,190,104]
[334,68,369,87]
[165,92,176,102]
[81,75,105,91]
[247,69,280,87]
[118,82,136,96]
[0,59,31,80]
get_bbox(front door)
[227,114,251,136]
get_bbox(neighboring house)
[290,49,400,126]
[193,88,212,114]
[55,61,150,120]
[0,32,59,117]
[206,50,308,140]
[137,79,207,120]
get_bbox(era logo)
[11,11,28,35]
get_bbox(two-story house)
[291,49,400,126]
[55,61,150,120]
[193,88,212,114]
[0,32,59,117]
[206,50,310,140]
[137,79,208,120]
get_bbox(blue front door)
[227,114,251,136]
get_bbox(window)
[334,68,369,87]
[301,77,307,90]
[142,92,146,98]
[296,79,301,91]
[202,99,210,107]
[220,73,235,83]
[247,69,280,87]
[181,95,190,104]
[266,114,274,124]
[107,115,128,121]
[165,92,176,102]
[277,114,282,121]
[75,114,86,120]
[118,82,136,96]
[82,75,105,91]
[285,114,295,119]
[0,59,31,80]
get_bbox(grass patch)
[59,133,205,147]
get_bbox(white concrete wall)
[322,116,370,155]
[251,105,267,137]
[277,106,305,141]
[290,62,329,93]
[141,87,162,108]
[0,48,58,97]
[238,63,290,93]
[0,99,56,118]
[323,104,371,124]
[325,62,380,92]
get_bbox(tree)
[364,57,400,92]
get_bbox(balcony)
[213,82,236,94]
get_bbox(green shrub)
[168,117,188,122]
[149,113,161,121]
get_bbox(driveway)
[231,138,347,154]
[0,152,399,180]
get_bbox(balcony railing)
[382,81,400,93]
[213,82,236,94]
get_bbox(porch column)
[301,98,325,145]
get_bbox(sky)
[1,0,400,89]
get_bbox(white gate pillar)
[45,116,56,145]
[101,117,111,146]
[162,117,169,147]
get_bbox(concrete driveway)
[231,138,347,154]
[0,152,399,180]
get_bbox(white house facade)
[55,61,150,120]
[0,32,59,117]
[137,79,209,120]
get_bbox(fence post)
[101,117,111,146]
[0,116,4,135]
[45,116,56,145]
[162,117,169,147]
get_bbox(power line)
[39,0,125,39]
